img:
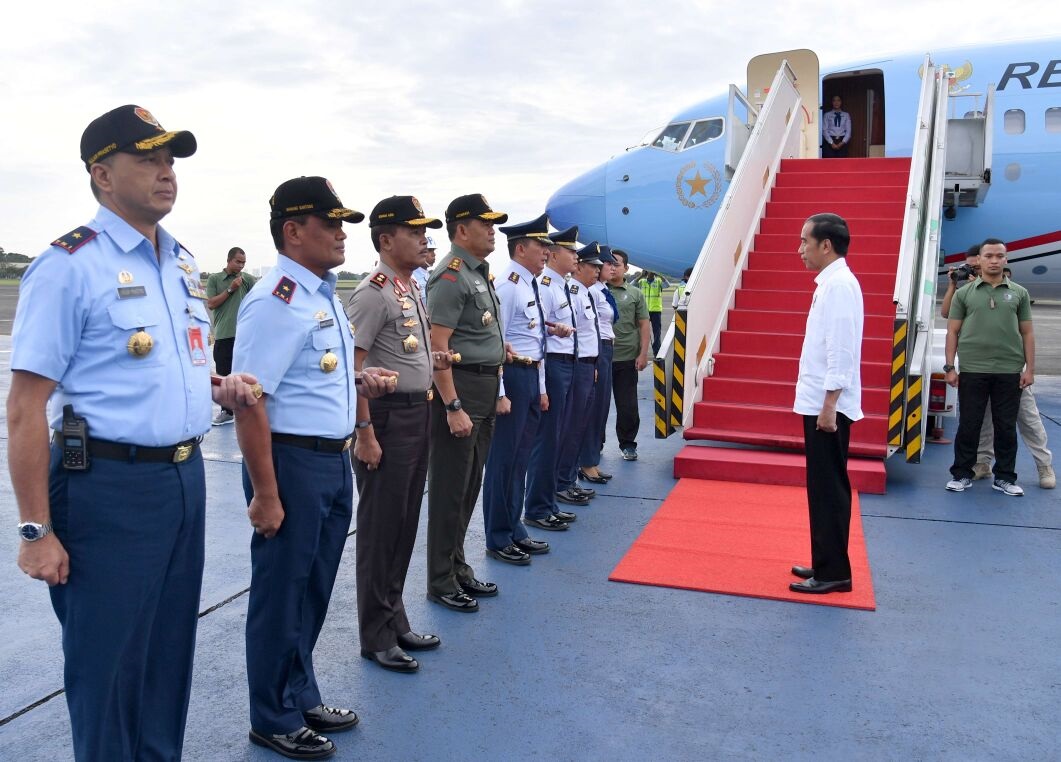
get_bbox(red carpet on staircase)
[676,157,910,495]
[609,479,876,610]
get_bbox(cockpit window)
[652,123,691,151]
[684,118,724,148]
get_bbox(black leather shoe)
[487,544,531,565]
[302,704,359,732]
[555,488,589,505]
[515,538,550,555]
[427,590,479,612]
[596,470,613,481]
[578,468,609,484]
[553,510,577,523]
[791,565,814,579]
[397,631,440,651]
[249,727,336,760]
[361,645,418,672]
[789,577,852,594]
[458,577,499,597]
[524,515,570,531]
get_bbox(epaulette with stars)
[541,275,552,286]
[508,272,520,284]
[447,258,463,272]
[369,272,388,289]
[272,276,297,304]
[51,226,97,254]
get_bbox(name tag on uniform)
[318,318,335,329]
[117,285,147,299]
[474,283,487,293]
[183,275,207,300]
[187,326,208,365]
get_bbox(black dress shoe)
[524,515,570,531]
[397,631,440,651]
[515,538,550,555]
[302,704,359,732]
[572,485,596,498]
[555,488,589,505]
[249,727,336,760]
[487,544,531,565]
[596,470,613,481]
[791,565,814,579]
[361,645,418,672]
[789,577,852,594]
[578,468,609,484]
[458,577,499,597]
[427,590,479,612]
[553,509,577,523]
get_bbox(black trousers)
[213,337,235,413]
[822,141,849,158]
[951,372,1022,482]
[354,397,430,652]
[803,413,853,582]
[612,359,640,450]
[649,311,662,355]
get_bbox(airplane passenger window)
[684,119,724,148]
[1004,109,1025,135]
[1046,108,1061,134]
[652,123,691,151]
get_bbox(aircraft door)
[747,49,820,158]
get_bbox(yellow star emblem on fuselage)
[685,171,710,197]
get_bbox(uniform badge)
[272,276,297,303]
[370,272,388,289]
[118,270,134,284]
[508,272,520,284]
[52,226,98,254]
[394,277,408,295]
[402,334,419,353]
[127,329,155,357]
[528,319,537,329]
[314,311,327,321]
[349,322,356,334]
[178,263,194,274]
[319,351,339,373]
[402,318,418,328]
[401,298,414,310]
[482,310,493,326]
[441,273,457,283]
[570,284,579,293]
[541,276,552,286]
[447,258,463,272]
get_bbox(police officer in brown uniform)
[347,196,447,672]
[425,194,510,612]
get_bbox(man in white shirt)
[821,95,852,158]
[790,213,864,594]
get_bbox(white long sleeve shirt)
[793,257,864,421]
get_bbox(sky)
[2,0,1059,275]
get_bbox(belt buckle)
[173,444,193,463]
[342,437,353,452]
[426,389,434,402]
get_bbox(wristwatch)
[445,398,463,412]
[354,420,372,430]
[943,364,956,373]
[17,522,53,542]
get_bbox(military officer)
[425,194,509,612]
[8,104,259,761]
[346,196,448,673]
[482,214,563,565]
[579,246,620,484]
[524,226,588,529]
[556,243,605,501]
[233,176,393,760]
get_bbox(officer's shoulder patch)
[508,271,520,284]
[369,272,388,289]
[440,272,458,282]
[51,226,97,254]
[570,284,579,294]
[447,258,463,272]
[541,275,552,286]
[272,276,297,303]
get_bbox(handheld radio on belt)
[61,404,89,471]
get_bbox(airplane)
[546,38,1061,299]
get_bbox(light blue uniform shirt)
[538,266,576,354]
[495,260,547,395]
[411,267,429,300]
[11,205,212,445]
[590,282,615,341]
[233,254,356,438]
[568,281,599,359]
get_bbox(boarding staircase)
[652,56,979,495]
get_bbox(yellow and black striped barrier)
[669,308,687,432]
[888,319,908,449]
[653,358,670,438]
[905,374,924,463]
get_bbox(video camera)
[949,264,976,282]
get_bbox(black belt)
[76,435,202,464]
[601,339,614,345]
[376,390,433,406]
[271,432,352,453]
[452,363,502,376]
[546,352,575,362]
[578,356,598,364]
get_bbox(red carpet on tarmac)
[610,479,876,610]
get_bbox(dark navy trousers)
[483,363,541,550]
[525,356,575,520]
[557,359,598,491]
[243,442,353,734]
[579,342,613,467]
[47,445,206,762]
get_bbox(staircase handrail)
[677,60,803,428]
[725,84,760,178]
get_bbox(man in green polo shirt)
[944,238,1035,496]
[206,246,257,424]
[608,250,651,460]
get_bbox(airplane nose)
[546,164,607,244]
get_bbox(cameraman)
[940,243,982,318]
